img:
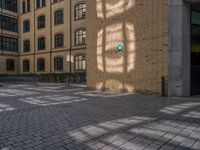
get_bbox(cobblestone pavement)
[0,84,200,150]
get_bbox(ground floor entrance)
[169,0,200,96]
[191,4,200,95]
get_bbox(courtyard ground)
[0,84,200,150]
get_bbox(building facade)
[19,0,86,74]
[1,0,200,97]
[0,0,19,74]
[86,0,200,96]
[86,0,168,95]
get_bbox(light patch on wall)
[126,23,136,72]
[105,23,124,73]
[97,29,104,72]
[105,79,123,91]
[96,0,135,19]
[105,23,123,51]
[96,23,136,73]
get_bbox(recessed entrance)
[191,4,200,95]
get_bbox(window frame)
[54,56,64,71]
[54,9,64,25]
[37,58,45,72]
[75,28,86,46]
[74,55,86,71]
[74,3,86,21]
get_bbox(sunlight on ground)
[68,116,154,149]
[74,90,132,97]
[160,102,200,115]
[0,89,38,97]
[19,95,87,106]
[0,103,14,112]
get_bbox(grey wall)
[168,0,200,97]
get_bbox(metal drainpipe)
[17,0,20,74]
[33,0,36,73]
[50,1,52,74]
[1,0,4,55]
[69,0,72,74]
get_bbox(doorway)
[191,5,200,95]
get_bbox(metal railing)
[0,73,86,85]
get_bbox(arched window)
[55,33,64,48]
[23,20,30,32]
[75,3,86,20]
[38,37,45,50]
[75,29,86,46]
[23,40,30,52]
[37,15,45,29]
[37,58,45,71]
[74,55,86,71]
[6,59,15,71]
[54,10,64,25]
[23,59,30,72]
[54,57,63,71]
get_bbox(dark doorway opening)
[191,4,200,95]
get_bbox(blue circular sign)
[116,43,125,52]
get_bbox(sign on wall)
[116,43,125,52]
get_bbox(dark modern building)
[0,0,19,74]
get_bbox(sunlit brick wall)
[86,0,168,95]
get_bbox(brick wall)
[86,0,168,95]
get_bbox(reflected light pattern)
[0,89,38,97]
[0,103,14,112]
[160,102,200,115]
[19,95,87,106]
[68,116,154,149]
[96,0,135,19]
[97,22,136,73]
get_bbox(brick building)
[1,0,200,97]
[86,0,200,96]
[0,0,19,74]
[19,0,86,74]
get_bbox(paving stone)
[0,84,199,150]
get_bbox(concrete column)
[168,0,191,96]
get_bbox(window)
[38,37,45,50]
[0,36,18,52]
[36,0,46,8]
[0,15,18,32]
[23,20,30,32]
[6,59,15,71]
[53,0,62,3]
[0,0,17,12]
[23,60,30,72]
[22,0,30,13]
[75,3,86,20]
[54,10,64,25]
[75,29,86,46]
[55,33,64,48]
[54,57,63,71]
[74,55,86,71]
[23,40,30,52]
[22,1,26,13]
[37,58,45,71]
[38,15,45,29]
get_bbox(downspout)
[69,0,72,74]
[33,0,36,73]
[1,0,3,55]
[50,1,52,73]
[17,0,20,74]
